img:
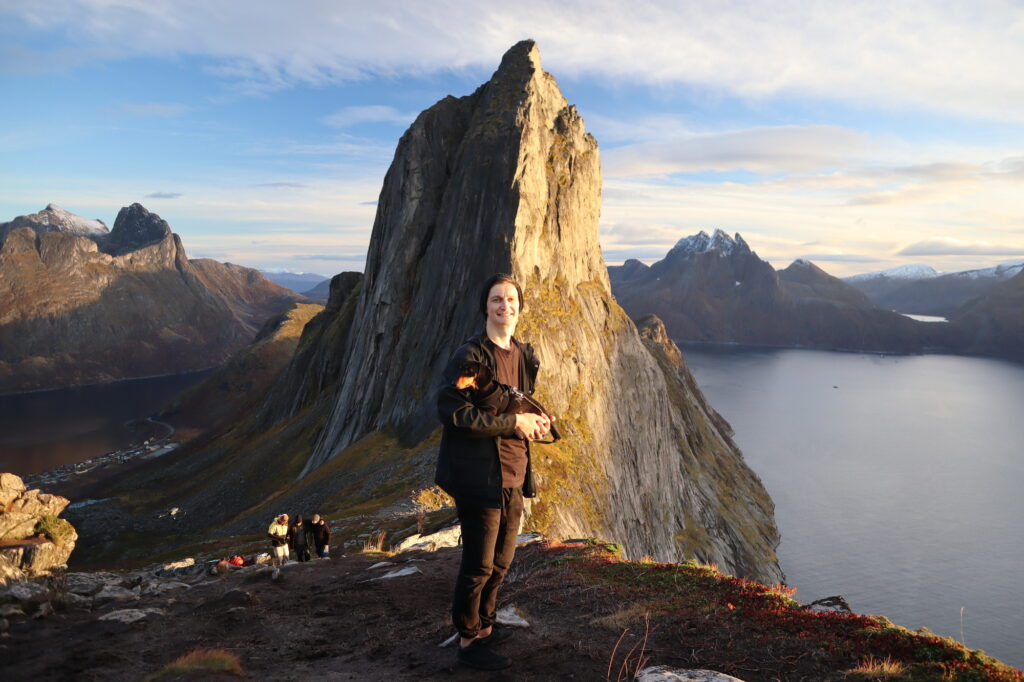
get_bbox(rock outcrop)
[0,203,301,393]
[609,230,931,353]
[0,473,77,584]
[297,41,781,581]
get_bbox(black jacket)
[435,331,540,507]
[310,520,331,548]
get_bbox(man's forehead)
[489,282,519,298]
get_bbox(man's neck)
[486,322,515,349]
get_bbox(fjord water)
[0,371,210,476]
[681,345,1024,668]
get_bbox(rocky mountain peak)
[668,228,748,259]
[494,38,542,82]
[104,203,173,256]
[298,41,780,580]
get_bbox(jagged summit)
[668,229,750,258]
[104,203,173,256]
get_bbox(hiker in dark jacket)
[309,514,331,558]
[288,514,312,562]
[435,273,550,672]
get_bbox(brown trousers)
[452,487,524,639]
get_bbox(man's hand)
[514,413,550,440]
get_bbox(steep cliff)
[297,41,780,581]
[0,203,300,393]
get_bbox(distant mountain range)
[0,203,303,394]
[609,229,929,353]
[844,262,1024,317]
[261,271,330,297]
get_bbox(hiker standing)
[289,514,312,562]
[267,514,290,567]
[310,514,332,558]
[435,273,550,671]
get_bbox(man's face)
[486,281,519,331]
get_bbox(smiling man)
[435,273,550,671]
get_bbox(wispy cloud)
[5,1,1023,120]
[794,253,881,263]
[120,102,192,117]
[322,105,415,129]
[603,125,871,177]
[293,253,366,261]
[897,238,1024,256]
[145,192,183,199]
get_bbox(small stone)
[31,601,54,619]
[496,605,530,628]
[0,605,25,618]
[367,561,395,570]
[371,566,421,581]
[160,557,195,572]
[636,667,746,682]
[98,609,149,623]
[93,585,139,605]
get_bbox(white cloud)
[322,105,415,129]
[897,238,1024,256]
[5,0,1024,120]
[603,125,871,177]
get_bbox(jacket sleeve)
[436,344,516,438]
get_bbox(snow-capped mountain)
[846,261,1024,316]
[0,203,108,243]
[667,228,751,259]
[608,230,927,352]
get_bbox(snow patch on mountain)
[949,262,1024,280]
[0,203,109,246]
[669,229,746,258]
[845,264,939,282]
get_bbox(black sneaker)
[457,639,511,670]
[477,624,514,647]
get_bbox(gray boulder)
[0,474,77,584]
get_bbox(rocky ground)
[1,542,623,681]
[3,537,1020,682]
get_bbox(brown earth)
[4,541,1018,681]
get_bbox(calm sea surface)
[0,372,210,476]
[681,344,1024,669]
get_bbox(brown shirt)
[493,342,527,488]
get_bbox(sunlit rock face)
[0,203,299,394]
[303,41,781,582]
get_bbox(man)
[435,273,550,671]
[288,514,312,562]
[267,514,289,568]
[310,513,331,558]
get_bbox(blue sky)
[2,0,1023,277]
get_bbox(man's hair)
[479,273,525,316]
